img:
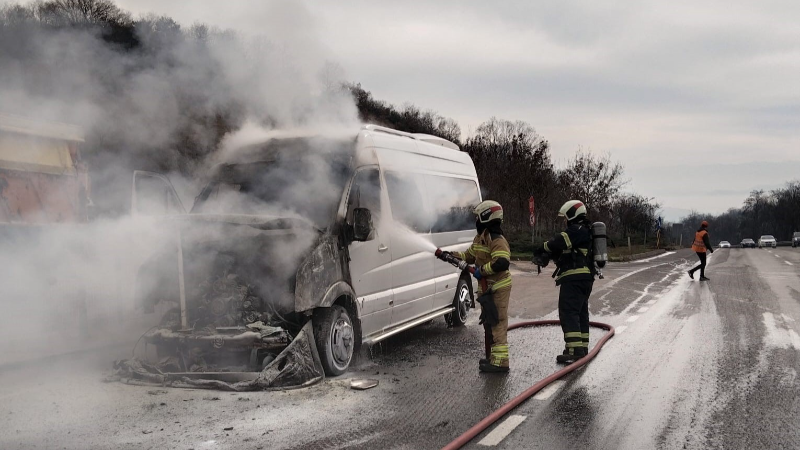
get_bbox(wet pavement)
[2,248,799,449]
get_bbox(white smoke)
[0,0,360,366]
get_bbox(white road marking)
[634,251,677,263]
[615,325,628,334]
[785,261,793,266]
[626,315,639,323]
[637,307,649,313]
[775,254,781,258]
[533,380,566,400]
[478,415,527,446]
[646,299,657,305]
[762,312,800,349]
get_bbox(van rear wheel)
[313,305,355,376]
[446,278,472,327]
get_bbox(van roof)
[221,124,473,176]
[358,125,475,178]
[361,125,460,150]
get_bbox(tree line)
[676,182,800,245]
[349,83,659,243]
[1,0,662,242]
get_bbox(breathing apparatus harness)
[533,218,608,280]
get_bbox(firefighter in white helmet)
[534,200,596,364]
[443,200,512,373]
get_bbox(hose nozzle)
[435,248,470,272]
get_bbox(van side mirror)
[352,208,374,241]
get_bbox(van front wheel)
[446,278,472,327]
[313,305,355,376]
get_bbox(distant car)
[719,241,731,248]
[793,232,800,248]
[741,238,756,248]
[758,235,777,248]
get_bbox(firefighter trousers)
[482,286,510,368]
[558,279,593,356]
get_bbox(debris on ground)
[350,379,379,390]
[107,321,324,391]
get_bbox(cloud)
[113,0,800,213]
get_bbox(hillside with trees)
[1,0,665,246]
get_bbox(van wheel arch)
[312,295,361,376]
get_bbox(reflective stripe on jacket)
[454,230,512,293]
[543,225,593,284]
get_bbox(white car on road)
[719,241,731,248]
[758,235,777,248]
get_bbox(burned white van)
[133,125,481,381]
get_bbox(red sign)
[528,196,535,226]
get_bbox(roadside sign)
[528,196,535,226]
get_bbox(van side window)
[425,175,481,233]
[346,168,381,226]
[385,171,431,232]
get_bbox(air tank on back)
[592,222,608,268]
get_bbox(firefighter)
[534,200,595,364]
[688,220,713,281]
[445,200,512,373]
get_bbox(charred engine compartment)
[135,217,318,375]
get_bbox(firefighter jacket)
[692,230,712,253]
[543,222,594,285]
[454,230,512,293]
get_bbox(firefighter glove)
[532,248,551,267]
[476,291,499,326]
[473,267,483,280]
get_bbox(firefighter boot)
[479,361,509,373]
[556,347,587,364]
[480,344,509,373]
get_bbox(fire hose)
[434,249,615,450]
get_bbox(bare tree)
[558,149,626,222]
[36,0,131,27]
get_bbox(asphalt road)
[1,248,799,449]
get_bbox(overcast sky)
[114,0,800,220]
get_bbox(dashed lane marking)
[646,299,657,305]
[637,307,649,313]
[626,315,639,323]
[615,325,628,334]
[533,380,566,400]
[478,415,527,446]
[786,261,794,266]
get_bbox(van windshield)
[191,137,353,228]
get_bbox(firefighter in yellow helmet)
[534,200,596,364]
[445,200,512,373]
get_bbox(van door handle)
[378,244,389,253]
